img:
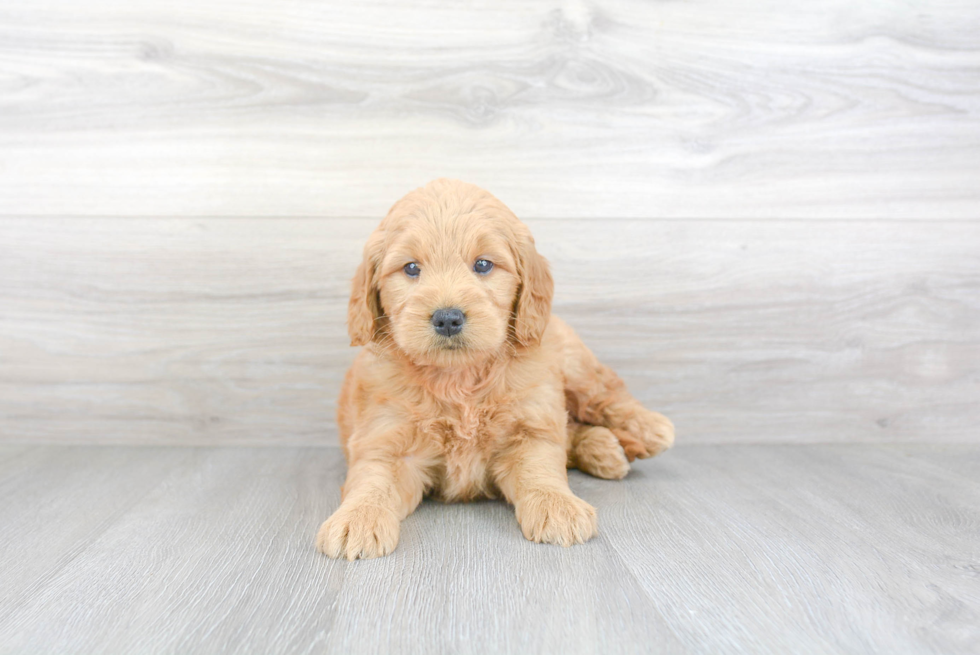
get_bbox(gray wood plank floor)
[1,444,977,654]
[3,218,978,446]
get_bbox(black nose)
[431,308,466,337]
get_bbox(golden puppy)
[316,179,674,560]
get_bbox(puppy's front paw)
[316,503,400,560]
[516,490,597,547]
[610,407,675,461]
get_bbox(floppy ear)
[347,231,385,346]
[512,229,554,348]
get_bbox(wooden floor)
[1,443,977,654]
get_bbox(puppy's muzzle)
[431,308,466,337]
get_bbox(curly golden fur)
[316,179,675,559]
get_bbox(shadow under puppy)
[317,179,674,560]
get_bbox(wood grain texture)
[1,217,977,446]
[1,0,978,218]
[0,446,192,617]
[0,444,977,654]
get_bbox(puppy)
[317,179,674,560]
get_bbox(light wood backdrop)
[1,0,978,445]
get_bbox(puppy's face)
[376,214,519,367]
[347,180,553,368]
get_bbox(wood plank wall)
[1,0,978,445]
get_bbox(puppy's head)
[347,179,553,367]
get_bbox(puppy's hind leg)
[556,318,675,461]
[567,420,630,480]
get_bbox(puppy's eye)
[403,262,421,278]
[473,259,494,275]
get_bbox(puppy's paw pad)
[517,491,598,547]
[316,503,400,560]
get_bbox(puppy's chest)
[419,401,509,501]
